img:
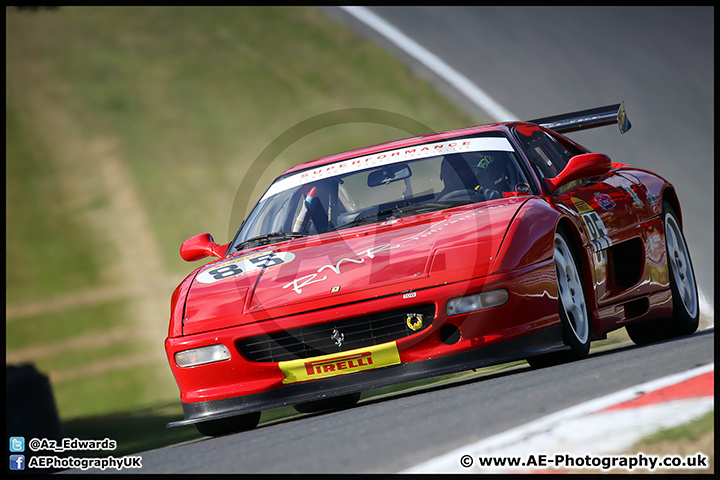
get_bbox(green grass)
[6,299,132,349]
[5,104,107,303]
[31,340,142,373]
[590,327,633,351]
[639,411,714,445]
[53,363,175,420]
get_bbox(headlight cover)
[446,289,509,316]
[175,344,231,368]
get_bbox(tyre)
[528,230,591,368]
[194,411,261,437]
[293,392,361,414]
[626,202,699,345]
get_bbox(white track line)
[699,290,715,329]
[340,6,519,122]
[403,363,714,473]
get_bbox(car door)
[513,124,644,303]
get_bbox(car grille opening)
[236,304,435,363]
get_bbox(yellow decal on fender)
[571,196,610,265]
[571,197,593,214]
[278,342,401,384]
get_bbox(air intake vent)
[237,305,435,363]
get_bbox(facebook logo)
[9,437,25,452]
[10,455,25,471]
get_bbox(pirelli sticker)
[278,342,401,384]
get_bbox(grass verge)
[566,411,714,474]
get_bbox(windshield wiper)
[329,204,408,232]
[331,200,470,232]
[328,213,384,232]
[419,199,475,208]
[235,232,309,251]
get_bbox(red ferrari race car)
[165,103,699,436]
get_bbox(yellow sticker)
[278,342,401,384]
[571,197,593,214]
[406,313,424,331]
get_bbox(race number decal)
[571,197,611,265]
[196,251,295,284]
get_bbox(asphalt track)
[69,7,714,474]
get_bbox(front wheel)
[626,202,699,345]
[528,230,591,368]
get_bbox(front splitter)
[168,325,564,427]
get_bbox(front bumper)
[168,325,564,427]
[166,260,560,427]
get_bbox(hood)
[183,198,528,335]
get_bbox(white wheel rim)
[554,234,589,344]
[665,213,698,318]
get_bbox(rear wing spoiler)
[527,102,632,135]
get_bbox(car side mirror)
[544,153,612,194]
[180,233,228,261]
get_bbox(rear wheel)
[626,202,699,344]
[293,392,361,414]
[195,411,261,437]
[528,230,591,368]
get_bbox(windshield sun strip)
[260,136,515,201]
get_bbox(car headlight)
[175,344,231,368]
[446,289,509,316]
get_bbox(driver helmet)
[467,152,511,193]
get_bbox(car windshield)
[231,132,531,251]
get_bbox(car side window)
[546,130,585,169]
[513,125,583,180]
